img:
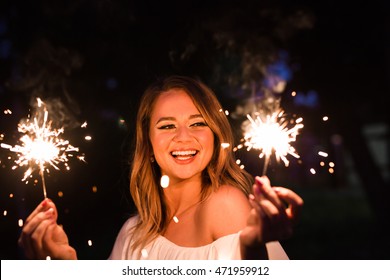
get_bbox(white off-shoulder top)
[108,216,289,260]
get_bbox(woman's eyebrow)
[189,114,203,119]
[155,114,203,125]
[155,116,175,125]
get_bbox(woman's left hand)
[240,176,304,258]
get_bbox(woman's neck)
[163,177,203,217]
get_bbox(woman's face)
[149,89,214,185]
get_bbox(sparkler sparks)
[238,110,304,175]
[1,98,85,198]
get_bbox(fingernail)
[41,198,52,207]
[45,208,54,216]
[274,187,283,194]
[256,176,264,185]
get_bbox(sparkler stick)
[241,110,303,176]
[1,98,84,199]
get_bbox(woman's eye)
[191,122,207,127]
[158,124,175,129]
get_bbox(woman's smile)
[171,149,198,161]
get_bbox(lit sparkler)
[239,109,304,175]
[1,98,84,198]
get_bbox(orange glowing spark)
[1,98,84,198]
[240,110,303,175]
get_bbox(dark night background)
[1,0,389,260]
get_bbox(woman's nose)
[173,126,192,141]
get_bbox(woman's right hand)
[18,198,77,260]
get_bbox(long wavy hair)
[128,75,254,254]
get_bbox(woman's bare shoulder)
[209,184,249,203]
[203,185,251,239]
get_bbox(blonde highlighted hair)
[128,75,254,254]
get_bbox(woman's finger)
[30,209,56,259]
[43,224,77,260]
[24,199,52,224]
[18,202,57,259]
[42,224,61,259]
[274,187,304,221]
[253,176,285,212]
[250,189,289,234]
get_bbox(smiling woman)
[150,89,214,185]
[17,75,304,260]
